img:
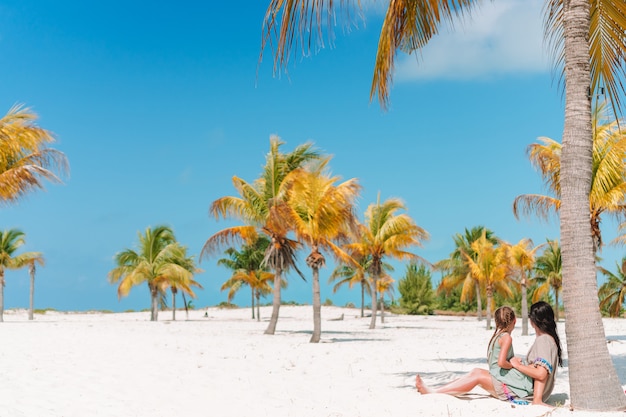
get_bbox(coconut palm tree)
[532,239,563,321]
[0,105,69,204]
[436,226,497,321]
[260,0,626,408]
[0,229,42,322]
[345,195,429,329]
[507,238,545,335]
[109,225,192,321]
[598,256,626,317]
[329,260,369,317]
[157,244,202,321]
[27,255,45,321]
[464,231,514,330]
[376,273,395,324]
[329,255,394,318]
[285,158,361,342]
[514,103,626,253]
[201,136,320,335]
[217,236,275,320]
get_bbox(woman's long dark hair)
[529,301,563,366]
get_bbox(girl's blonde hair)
[487,306,516,355]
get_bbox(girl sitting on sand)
[416,301,562,407]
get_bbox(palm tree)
[376,273,395,324]
[507,238,545,335]
[329,261,369,317]
[0,105,69,204]
[436,226,497,321]
[0,229,42,322]
[217,236,275,320]
[464,232,514,330]
[329,255,393,318]
[201,136,320,335]
[514,103,626,253]
[158,244,202,321]
[109,225,192,321]
[260,0,626,408]
[285,158,361,342]
[345,195,429,329]
[598,256,626,317]
[27,255,45,321]
[532,239,563,321]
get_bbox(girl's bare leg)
[416,369,496,396]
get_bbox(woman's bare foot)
[415,375,431,394]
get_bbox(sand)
[0,305,624,417]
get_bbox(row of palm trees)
[206,122,626,342]
[0,104,69,322]
[108,225,202,321]
[436,226,562,332]
[201,136,428,342]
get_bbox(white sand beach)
[1,306,625,417]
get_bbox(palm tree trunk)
[182,292,189,320]
[251,287,255,320]
[379,294,385,324]
[561,0,626,409]
[0,269,4,323]
[150,286,158,321]
[172,289,177,321]
[521,277,528,336]
[360,282,365,318]
[265,265,282,335]
[256,291,261,322]
[554,289,560,322]
[310,265,321,343]
[485,286,493,330]
[475,282,483,321]
[29,263,36,321]
[369,277,378,329]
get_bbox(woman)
[415,301,562,406]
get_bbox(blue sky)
[2,0,621,312]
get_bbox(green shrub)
[398,262,434,315]
[217,301,238,309]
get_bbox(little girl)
[487,306,534,403]
[416,306,533,404]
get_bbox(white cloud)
[393,0,549,81]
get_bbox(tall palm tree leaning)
[0,105,69,203]
[109,225,193,322]
[286,157,361,342]
[0,229,42,322]
[201,136,320,335]
[27,255,45,321]
[259,0,626,409]
[345,195,428,329]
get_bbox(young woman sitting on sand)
[415,301,562,407]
